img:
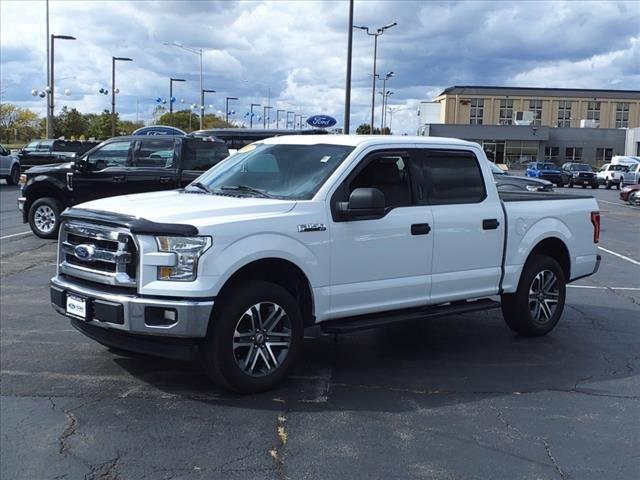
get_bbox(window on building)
[615,103,629,128]
[595,148,613,164]
[504,141,538,167]
[499,99,513,125]
[529,99,543,126]
[544,146,560,162]
[557,101,572,127]
[565,147,583,161]
[469,99,484,125]
[587,101,601,122]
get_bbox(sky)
[1,0,639,134]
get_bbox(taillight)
[590,211,600,244]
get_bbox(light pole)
[201,89,216,130]
[381,90,394,133]
[344,0,354,134]
[164,42,204,129]
[376,71,394,132]
[263,106,273,128]
[169,78,186,126]
[49,34,76,138]
[276,109,286,129]
[301,116,307,129]
[286,111,294,129]
[354,22,396,134]
[111,56,133,137]
[250,103,260,128]
[225,97,238,124]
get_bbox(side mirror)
[74,158,89,171]
[337,187,385,220]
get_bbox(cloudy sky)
[1,0,639,134]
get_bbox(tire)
[581,184,587,189]
[501,255,566,336]
[199,280,304,393]
[620,178,625,188]
[592,184,599,189]
[616,181,621,190]
[6,165,20,185]
[568,181,573,188]
[606,180,612,189]
[28,197,63,239]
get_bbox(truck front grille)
[59,221,137,288]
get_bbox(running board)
[320,299,500,334]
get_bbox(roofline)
[436,85,640,97]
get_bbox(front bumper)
[50,275,214,338]
[17,196,25,212]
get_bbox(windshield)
[489,162,506,175]
[540,163,558,170]
[570,164,592,171]
[193,143,354,200]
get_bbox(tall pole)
[380,77,387,132]
[250,103,260,128]
[111,57,116,136]
[370,34,378,134]
[169,80,173,126]
[344,0,354,134]
[49,35,54,136]
[277,109,285,128]
[45,0,51,138]
[199,49,203,130]
[225,97,238,124]
[263,106,272,128]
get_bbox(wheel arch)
[525,237,571,281]
[24,181,68,214]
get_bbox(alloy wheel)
[34,205,56,234]
[528,270,559,324]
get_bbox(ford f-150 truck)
[50,136,601,393]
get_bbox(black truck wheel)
[501,255,566,336]
[28,197,63,239]
[199,280,303,393]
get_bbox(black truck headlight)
[155,236,211,281]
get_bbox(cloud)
[1,0,638,135]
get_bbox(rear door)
[412,147,504,303]
[178,139,229,187]
[127,137,179,193]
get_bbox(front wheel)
[199,280,304,393]
[28,197,63,239]
[6,165,20,185]
[501,255,566,336]
[568,181,573,188]
[606,180,612,189]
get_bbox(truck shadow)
[112,303,640,412]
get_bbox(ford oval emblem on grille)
[74,244,95,261]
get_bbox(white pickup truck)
[50,136,601,393]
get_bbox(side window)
[413,150,486,205]
[23,141,39,152]
[133,138,176,168]
[182,141,229,171]
[86,140,132,170]
[347,153,412,208]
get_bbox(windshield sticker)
[239,144,257,153]
[320,155,331,163]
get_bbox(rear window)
[182,141,229,171]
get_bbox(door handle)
[112,175,126,183]
[411,223,431,235]
[159,176,172,184]
[483,219,500,230]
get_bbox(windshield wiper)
[220,184,274,198]
[188,181,213,194]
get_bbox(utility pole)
[201,89,216,130]
[263,106,273,128]
[112,56,133,137]
[49,34,76,138]
[250,103,260,128]
[277,109,286,128]
[344,0,354,134]
[169,78,186,126]
[45,0,50,137]
[225,96,238,124]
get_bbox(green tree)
[355,123,390,135]
[118,119,144,135]
[0,103,42,143]
[85,110,115,140]
[54,106,88,139]
[156,110,234,132]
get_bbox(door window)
[37,140,53,151]
[23,141,39,152]
[133,138,176,168]
[413,150,486,205]
[347,153,412,209]
[182,141,229,171]
[85,140,132,170]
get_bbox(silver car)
[0,144,21,185]
[621,162,640,187]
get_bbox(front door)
[328,149,433,319]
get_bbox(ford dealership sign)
[306,115,337,128]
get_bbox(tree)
[0,103,42,143]
[55,106,88,139]
[118,120,144,135]
[85,110,115,140]
[156,110,234,132]
[355,123,390,135]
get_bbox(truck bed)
[499,191,592,202]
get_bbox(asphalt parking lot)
[1,183,638,479]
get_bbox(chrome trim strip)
[59,261,136,287]
[61,241,132,263]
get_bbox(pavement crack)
[58,411,78,456]
[543,439,568,480]
[269,412,288,480]
[606,286,640,307]
[84,452,122,480]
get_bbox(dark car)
[490,163,554,192]
[525,162,565,186]
[192,128,328,152]
[18,135,229,238]
[562,162,599,189]
[17,139,100,171]
[619,183,640,203]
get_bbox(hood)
[76,190,297,228]
[25,162,74,175]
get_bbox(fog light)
[145,307,178,327]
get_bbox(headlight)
[621,187,631,192]
[526,185,541,192]
[19,174,27,185]
[155,236,211,281]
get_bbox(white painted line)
[598,246,640,266]
[597,199,637,209]
[0,230,31,240]
[568,285,640,291]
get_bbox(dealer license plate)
[66,295,87,320]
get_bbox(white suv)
[596,163,627,189]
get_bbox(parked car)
[621,163,640,187]
[193,128,328,154]
[525,162,565,186]
[18,135,229,238]
[619,183,640,203]
[489,162,553,192]
[561,162,599,189]
[17,139,100,171]
[596,163,627,189]
[0,144,21,185]
[629,190,640,206]
[49,135,601,393]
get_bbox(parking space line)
[597,199,637,209]
[568,285,640,291]
[598,246,640,266]
[0,231,31,240]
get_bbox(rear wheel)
[568,180,573,188]
[199,280,303,393]
[6,165,20,185]
[28,197,63,239]
[581,184,587,189]
[606,179,612,189]
[501,255,566,336]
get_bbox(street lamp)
[48,34,76,138]
[169,78,186,126]
[376,71,394,132]
[111,56,133,137]
[164,42,204,129]
[225,97,238,124]
[286,111,295,129]
[276,109,286,129]
[201,89,216,129]
[353,22,396,134]
[263,106,273,128]
[250,103,260,128]
[379,90,394,133]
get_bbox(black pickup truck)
[18,139,100,171]
[19,135,229,238]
